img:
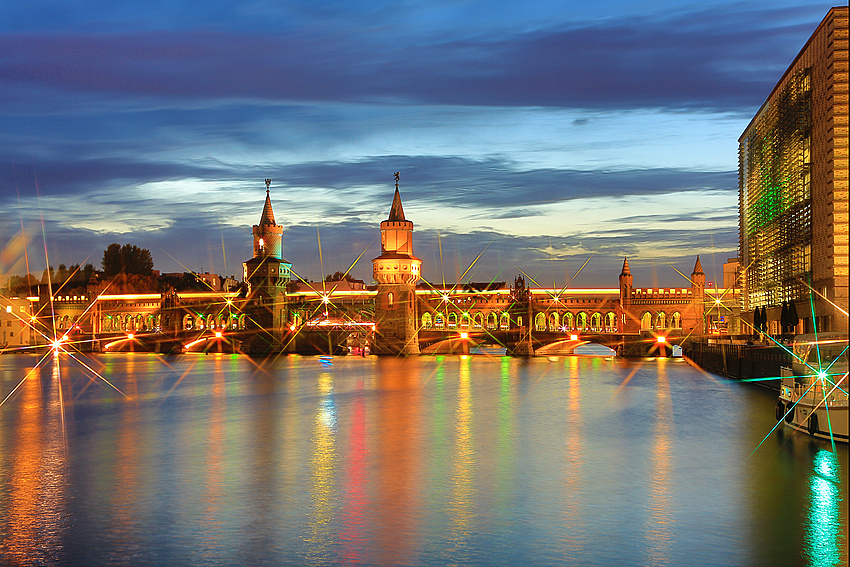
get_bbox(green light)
[805,450,841,567]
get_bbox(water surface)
[0,353,846,566]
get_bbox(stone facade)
[371,187,422,355]
[241,186,292,354]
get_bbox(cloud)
[0,4,830,112]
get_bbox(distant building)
[738,6,848,334]
[0,298,35,349]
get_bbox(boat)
[777,334,848,442]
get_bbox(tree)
[9,274,38,295]
[324,271,357,283]
[101,243,154,277]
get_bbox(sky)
[0,0,839,289]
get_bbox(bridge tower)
[371,174,422,355]
[242,180,292,354]
[690,255,706,333]
[618,257,638,333]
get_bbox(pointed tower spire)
[388,172,405,221]
[692,255,704,275]
[260,178,277,226]
[620,257,631,276]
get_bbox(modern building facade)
[738,6,849,334]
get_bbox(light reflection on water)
[0,353,846,566]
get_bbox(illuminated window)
[387,292,394,308]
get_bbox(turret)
[691,255,705,299]
[371,173,421,355]
[252,180,284,260]
[619,257,633,292]
[241,180,292,354]
[618,257,636,333]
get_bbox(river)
[0,352,847,566]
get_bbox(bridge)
[24,276,710,357]
[8,186,737,357]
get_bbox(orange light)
[570,334,578,341]
[127,333,134,340]
[657,336,666,343]
[460,332,468,339]
[215,331,222,338]
[290,324,296,331]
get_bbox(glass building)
[739,7,848,334]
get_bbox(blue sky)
[0,0,838,288]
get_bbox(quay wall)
[683,341,793,390]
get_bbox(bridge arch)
[564,312,574,330]
[577,312,587,330]
[448,312,457,328]
[590,312,602,331]
[605,311,616,331]
[460,313,471,329]
[656,312,666,329]
[473,312,484,329]
[549,312,559,331]
[534,312,546,331]
[500,312,510,330]
[640,312,652,330]
[672,311,681,329]
[422,312,433,329]
[487,312,497,330]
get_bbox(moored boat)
[777,334,848,442]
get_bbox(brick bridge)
[34,254,714,356]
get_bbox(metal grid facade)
[738,7,849,333]
[739,69,812,308]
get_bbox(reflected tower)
[371,174,422,355]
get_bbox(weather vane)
[264,178,271,194]
[394,172,400,190]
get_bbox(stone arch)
[460,313,471,328]
[487,312,498,330]
[534,312,546,331]
[422,312,433,329]
[564,312,574,330]
[577,312,588,330]
[448,312,458,328]
[500,312,510,330]
[591,312,602,330]
[473,312,484,329]
[549,312,559,331]
[183,314,194,330]
[641,312,652,330]
[605,312,616,331]
[656,312,666,329]
[435,312,445,328]
[672,312,682,329]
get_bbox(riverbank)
[683,340,792,390]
